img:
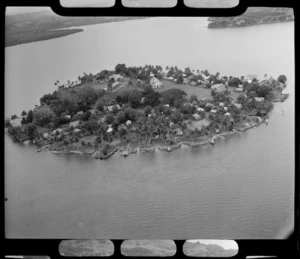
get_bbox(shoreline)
[28,116,267,159]
[208,19,294,30]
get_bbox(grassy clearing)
[157,80,213,100]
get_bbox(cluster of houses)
[166,72,208,86]
[190,100,232,122]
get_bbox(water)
[5,17,294,239]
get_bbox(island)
[208,7,294,29]
[5,64,289,160]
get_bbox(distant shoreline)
[5,15,147,47]
[5,28,84,47]
[208,19,294,30]
[207,7,294,29]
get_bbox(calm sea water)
[5,17,294,239]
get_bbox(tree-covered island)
[5,64,289,159]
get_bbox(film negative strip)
[3,0,298,259]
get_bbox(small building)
[224,107,228,111]
[107,105,114,112]
[233,103,242,109]
[9,118,22,128]
[69,120,80,128]
[52,128,63,135]
[268,76,276,84]
[219,102,225,107]
[183,73,187,78]
[169,121,175,128]
[152,130,160,139]
[225,112,231,116]
[205,102,214,108]
[88,109,97,115]
[183,78,189,84]
[126,120,132,126]
[64,115,71,120]
[73,128,81,133]
[255,97,265,102]
[164,104,170,107]
[238,84,244,88]
[197,107,205,112]
[107,104,120,112]
[42,132,49,139]
[282,89,289,95]
[260,79,269,86]
[193,113,201,121]
[202,75,210,80]
[168,77,174,81]
[77,111,83,115]
[211,109,217,113]
[234,88,243,93]
[106,127,113,133]
[174,128,183,136]
[150,77,163,88]
[190,81,197,87]
[211,83,226,93]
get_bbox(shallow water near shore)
[5,17,294,239]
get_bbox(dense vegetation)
[5,63,288,158]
